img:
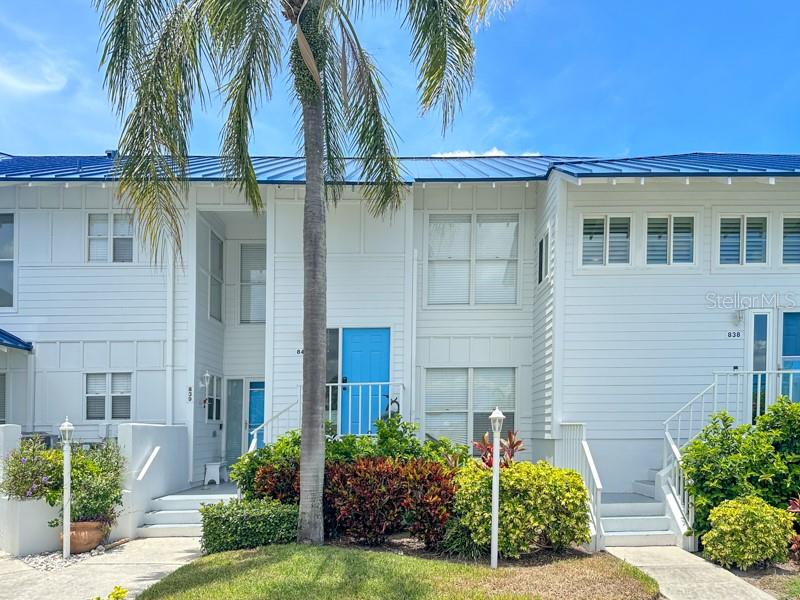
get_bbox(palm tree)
[95,0,512,544]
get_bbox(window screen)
[582,218,605,265]
[784,218,800,264]
[240,244,266,323]
[428,215,471,305]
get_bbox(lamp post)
[59,417,74,559]
[489,407,505,569]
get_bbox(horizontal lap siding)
[561,182,800,442]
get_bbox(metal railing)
[558,423,603,550]
[662,431,693,527]
[248,400,299,452]
[305,381,404,436]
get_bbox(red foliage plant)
[473,431,525,469]
[253,460,300,504]
[402,459,456,550]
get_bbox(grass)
[138,544,659,600]
[746,573,800,599]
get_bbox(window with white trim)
[209,233,223,321]
[206,375,222,422]
[0,214,13,307]
[538,231,549,284]
[88,213,134,263]
[427,213,519,305]
[783,217,800,264]
[0,373,6,424]
[646,216,694,265]
[424,367,515,448]
[720,216,767,265]
[240,244,266,324]
[86,372,132,421]
[581,216,631,266]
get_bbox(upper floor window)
[427,213,519,305]
[720,216,767,265]
[647,216,694,265]
[240,244,266,324]
[783,217,800,264]
[0,214,13,307]
[537,231,549,284]
[209,233,223,321]
[581,216,630,266]
[88,213,134,263]
[86,372,132,421]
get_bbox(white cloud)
[431,147,509,158]
[0,63,67,95]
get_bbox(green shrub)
[454,460,590,558]
[702,496,794,570]
[420,436,470,467]
[757,396,800,493]
[0,436,60,501]
[229,446,272,500]
[440,517,485,560]
[326,434,376,463]
[200,498,298,554]
[375,415,422,459]
[682,412,788,536]
[402,459,456,549]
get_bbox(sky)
[1,1,799,158]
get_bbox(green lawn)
[139,544,659,600]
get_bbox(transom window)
[0,214,13,307]
[209,233,223,321]
[88,213,134,263]
[581,216,631,266]
[427,213,519,305]
[783,217,800,264]
[206,375,222,422]
[646,216,694,265]
[424,367,515,448]
[240,244,266,324]
[720,216,767,265]
[86,372,132,421]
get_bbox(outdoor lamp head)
[489,407,505,434]
[202,371,211,389]
[59,418,74,444]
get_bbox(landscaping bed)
[737,561,800,600]
[138,543,659,600]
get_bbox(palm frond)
[205,0,283,212]
[95,0,167,114]
[115,0,207,261]
[464,0,515,26]
[405,0,475,132]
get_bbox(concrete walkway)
[607,546,775,600]
[0,537,201,600]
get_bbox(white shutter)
[424,368,468,444]
[745,217,767,263]
[607,217,630,264]
[720,217,742,264]
[428,262,469,304]
[476,215,518,304]
[428,215,471,305]
[647,218,669,264]
[672,217,694,264]
[784,218,800,264]
[240,244,266,323]
[582,218,605,265]
[0,373,6,424]
[473,368,515,445]
[86,373,106,420]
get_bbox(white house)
[1,151,799,548]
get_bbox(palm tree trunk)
[297,92,327,544]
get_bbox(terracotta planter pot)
[59,521,105,554]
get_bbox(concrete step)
[601,493,664,517]
[150,494,229,511]
[144,509,202,525]
[137,523,202,538]
[602,515,673,533]
[603,530,677,547]
[632,479,655,498]
[647,467,661,481]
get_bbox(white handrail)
[558,423,603,550]
[663,431,693,527]
[301,381,405,436]
[248,400,299,452]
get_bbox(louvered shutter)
[476,214,518,304]
[672,217,694,263]
[607,217,630,264]
[424,369,468,444]
[746,217,767,263]
[582,218,605,265]
[720,218,742,264]
[111,373,131,419]
[647,218,669,264]
[240,244,266,323]
[428,215,471,304]
[86,373,106,420]
[784,218,800,264]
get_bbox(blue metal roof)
[0,152,799,183]
[0,329,32,352]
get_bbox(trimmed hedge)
[200,498,298,554]
[403,459,456,550]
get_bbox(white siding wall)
[413,183,537,456]
[560,178,800,490]
[0,184,190,441]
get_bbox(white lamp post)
[489,406,505,569]
[59,417,74,559]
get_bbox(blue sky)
[1,0,799,158]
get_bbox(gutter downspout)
[26,350,35,432]
[165,253,175,425]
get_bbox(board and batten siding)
[0,184,190,441]
[412,183,537,456]
[560,178,800,490]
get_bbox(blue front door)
[340,328,390,434]
[248,381,266,448]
